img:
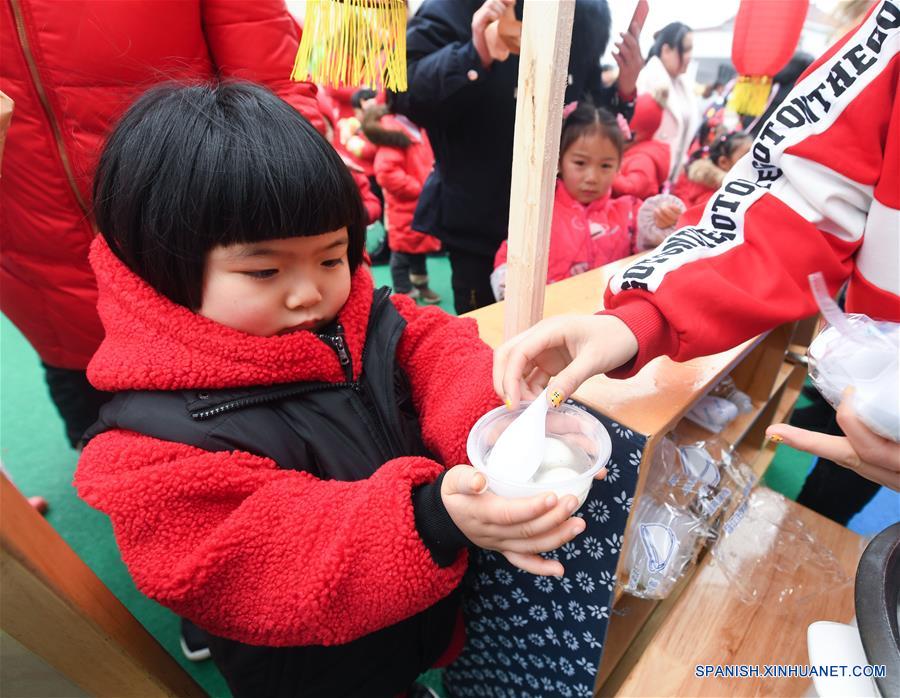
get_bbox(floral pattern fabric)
[445,402,646,697]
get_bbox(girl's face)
[560,132,621,205]
[661,32,693,77]
[199,229,352,337]
[717,139,752,172]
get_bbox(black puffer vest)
[84,288,459,698]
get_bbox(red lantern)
[729,0,809,116]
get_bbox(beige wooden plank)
[0,474,206,698]
[502,0,575,339]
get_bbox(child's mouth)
[279,320,322,335]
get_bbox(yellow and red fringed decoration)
[729,75,773,117]
[291,0,408,92]
[729,0,808,117]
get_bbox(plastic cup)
[467,402,612,507]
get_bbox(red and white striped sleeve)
[602,0,900,377]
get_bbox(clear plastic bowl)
[467,401,612,507]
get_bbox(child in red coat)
[612,93,671,200]
[75,83,590,697]
[363,104,442,303]
[493,103,657,299]
[671,131,752,211]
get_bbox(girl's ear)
[715,154,730,170]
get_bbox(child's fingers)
[442,464,487,496]
[502,550,565,577]
[499,516,586,555]
[478,490,561,526]
[483,495,580,539]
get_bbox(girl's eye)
[243,269,278,279]
[322,258,344,268]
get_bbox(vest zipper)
[324,312,396,458]
[10,0,92,222]
[319,324,353,383]
[191,382,354,420]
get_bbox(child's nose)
[286,280,323,309]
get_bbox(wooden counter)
[463,258,861,698]
[605,491,865,697]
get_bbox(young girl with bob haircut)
[75,82,591,697]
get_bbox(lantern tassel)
[728,75,772,117]
[291,0,407,92]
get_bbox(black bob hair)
[648,22,692,62]
[560,101,624,161]
[93,81,366,309]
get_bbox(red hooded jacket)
[612,140,671,200]
[612,94,670,200]
[0,0,322,369]
[365,111,441,255]
[75,237,500,647]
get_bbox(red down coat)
[612,140,671,200]
[495,180,641,283]
[0,0,322,369]
[365,111,441,255]
[75,236,500,646]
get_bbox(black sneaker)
[180,618,211,662]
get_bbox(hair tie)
[562,101,578,119]
[616,112,632,141]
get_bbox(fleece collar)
[87,236,374,391]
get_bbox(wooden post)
[503,0,575,340]
[0,474,206,698]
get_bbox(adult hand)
[612,11,645,100]
[767,389,900,491]
[484,21,511,63]
[493,314,639,409]
[441,464,590,576]
[472,0,514,69]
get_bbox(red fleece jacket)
[75,238,500,647]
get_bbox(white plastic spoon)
[487,388,549,482]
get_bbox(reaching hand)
[767,389,900,491]
[493,314,639,409]
[441,464,590,576]
[472,0,515,68]
[653,201,683,230]
[612,12,645,99]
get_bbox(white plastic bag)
[807,273,899,441]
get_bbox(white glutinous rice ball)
[540,436,580,469]
[532,466,580,485]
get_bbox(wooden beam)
[0,474,206,698]
[503,0,575,339]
